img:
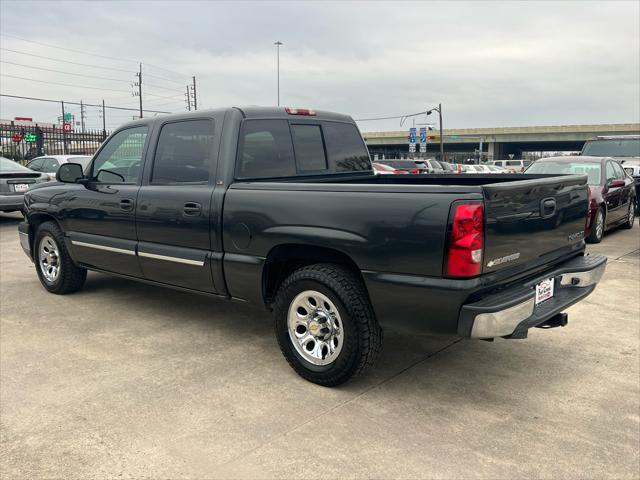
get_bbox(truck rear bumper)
[458,253,607,339]
[362,253,607,338]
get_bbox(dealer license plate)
[535,278,555,305]
[13,183,30,192]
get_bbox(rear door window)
[612,161,626,180]
[291,124,327,172]
[322,122,371,172]
[42,158,60,172]
[237,120,296,179]
[151,120,215,184]
[26,158,44,171]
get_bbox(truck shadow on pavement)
[76,271,585,404]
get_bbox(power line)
[143,71,186,85]
[0,47,134,73]
[144,82,186,92]
[1,74,130,93]
[0,60,132,83]
[0,32,139,66]
[0,93,171,114]
[144,92,186,100]
[354,109,432,122]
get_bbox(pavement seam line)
[219,337,464,469]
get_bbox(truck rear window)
[236,119,371,179]
[323,122,371,172]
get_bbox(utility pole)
[274,41,283,106]
[138,63,143,118]
[192,76,197,110]
[61,100,68,154]
[185,85,191,111]
[101,99,107,140]
[80,100,86,134]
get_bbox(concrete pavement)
[1,211,638,479]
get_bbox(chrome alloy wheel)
[629,202,635,225]
[287,290,344,366]
[595,211,604,240]
[39,235,60,283]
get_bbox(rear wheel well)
[262,244,366,307]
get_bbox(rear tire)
[35,221,87,294]
[274,264,382,386]
[586,208,605,243]
[622,201,635,229]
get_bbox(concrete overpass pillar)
[487,142,504,161]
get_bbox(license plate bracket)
[535,277,555,305]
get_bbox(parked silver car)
[25,155,93,179]
[0,157,50,214]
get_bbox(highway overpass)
[362,123,640,161]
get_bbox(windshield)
[582,139,640,157]
[526,161,602,185]
[0,157,31,172]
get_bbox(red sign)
[11,133,24,142]
[14,117,33,122]
[63,122,72,132]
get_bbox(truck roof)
[116,106,354,131]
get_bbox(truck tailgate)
[482,174,588,274]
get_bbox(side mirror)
[608,179,625,188]
[56,163,85,183]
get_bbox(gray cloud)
[1,0,638,132]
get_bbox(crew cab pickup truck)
[19,107,607,386]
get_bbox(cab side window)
[151,120,215,184]
[237,120,295,179]
[91,127,148,183]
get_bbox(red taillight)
[393,169,408,174]
[447,203,484,277]
[285,107,316,116]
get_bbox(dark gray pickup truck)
[19,107,607,385]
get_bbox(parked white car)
[25,155,93,178]
[489,159,532,173]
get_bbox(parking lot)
[0,211,638,479]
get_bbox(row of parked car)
[372,159,529,175]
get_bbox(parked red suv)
[525,156,635,242]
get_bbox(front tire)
[622,201,635,229]
[274,264,382,386]
[35,221,87,294]
[587,208,605,243]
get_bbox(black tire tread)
[621,202,635,229]
[274,263,382,386]
[35,221,87,294]
[586,208,604,243]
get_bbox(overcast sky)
[1,1,639,132]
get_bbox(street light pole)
[274,41,283,106]
[427,104,445,161]
[438,103,444,162]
